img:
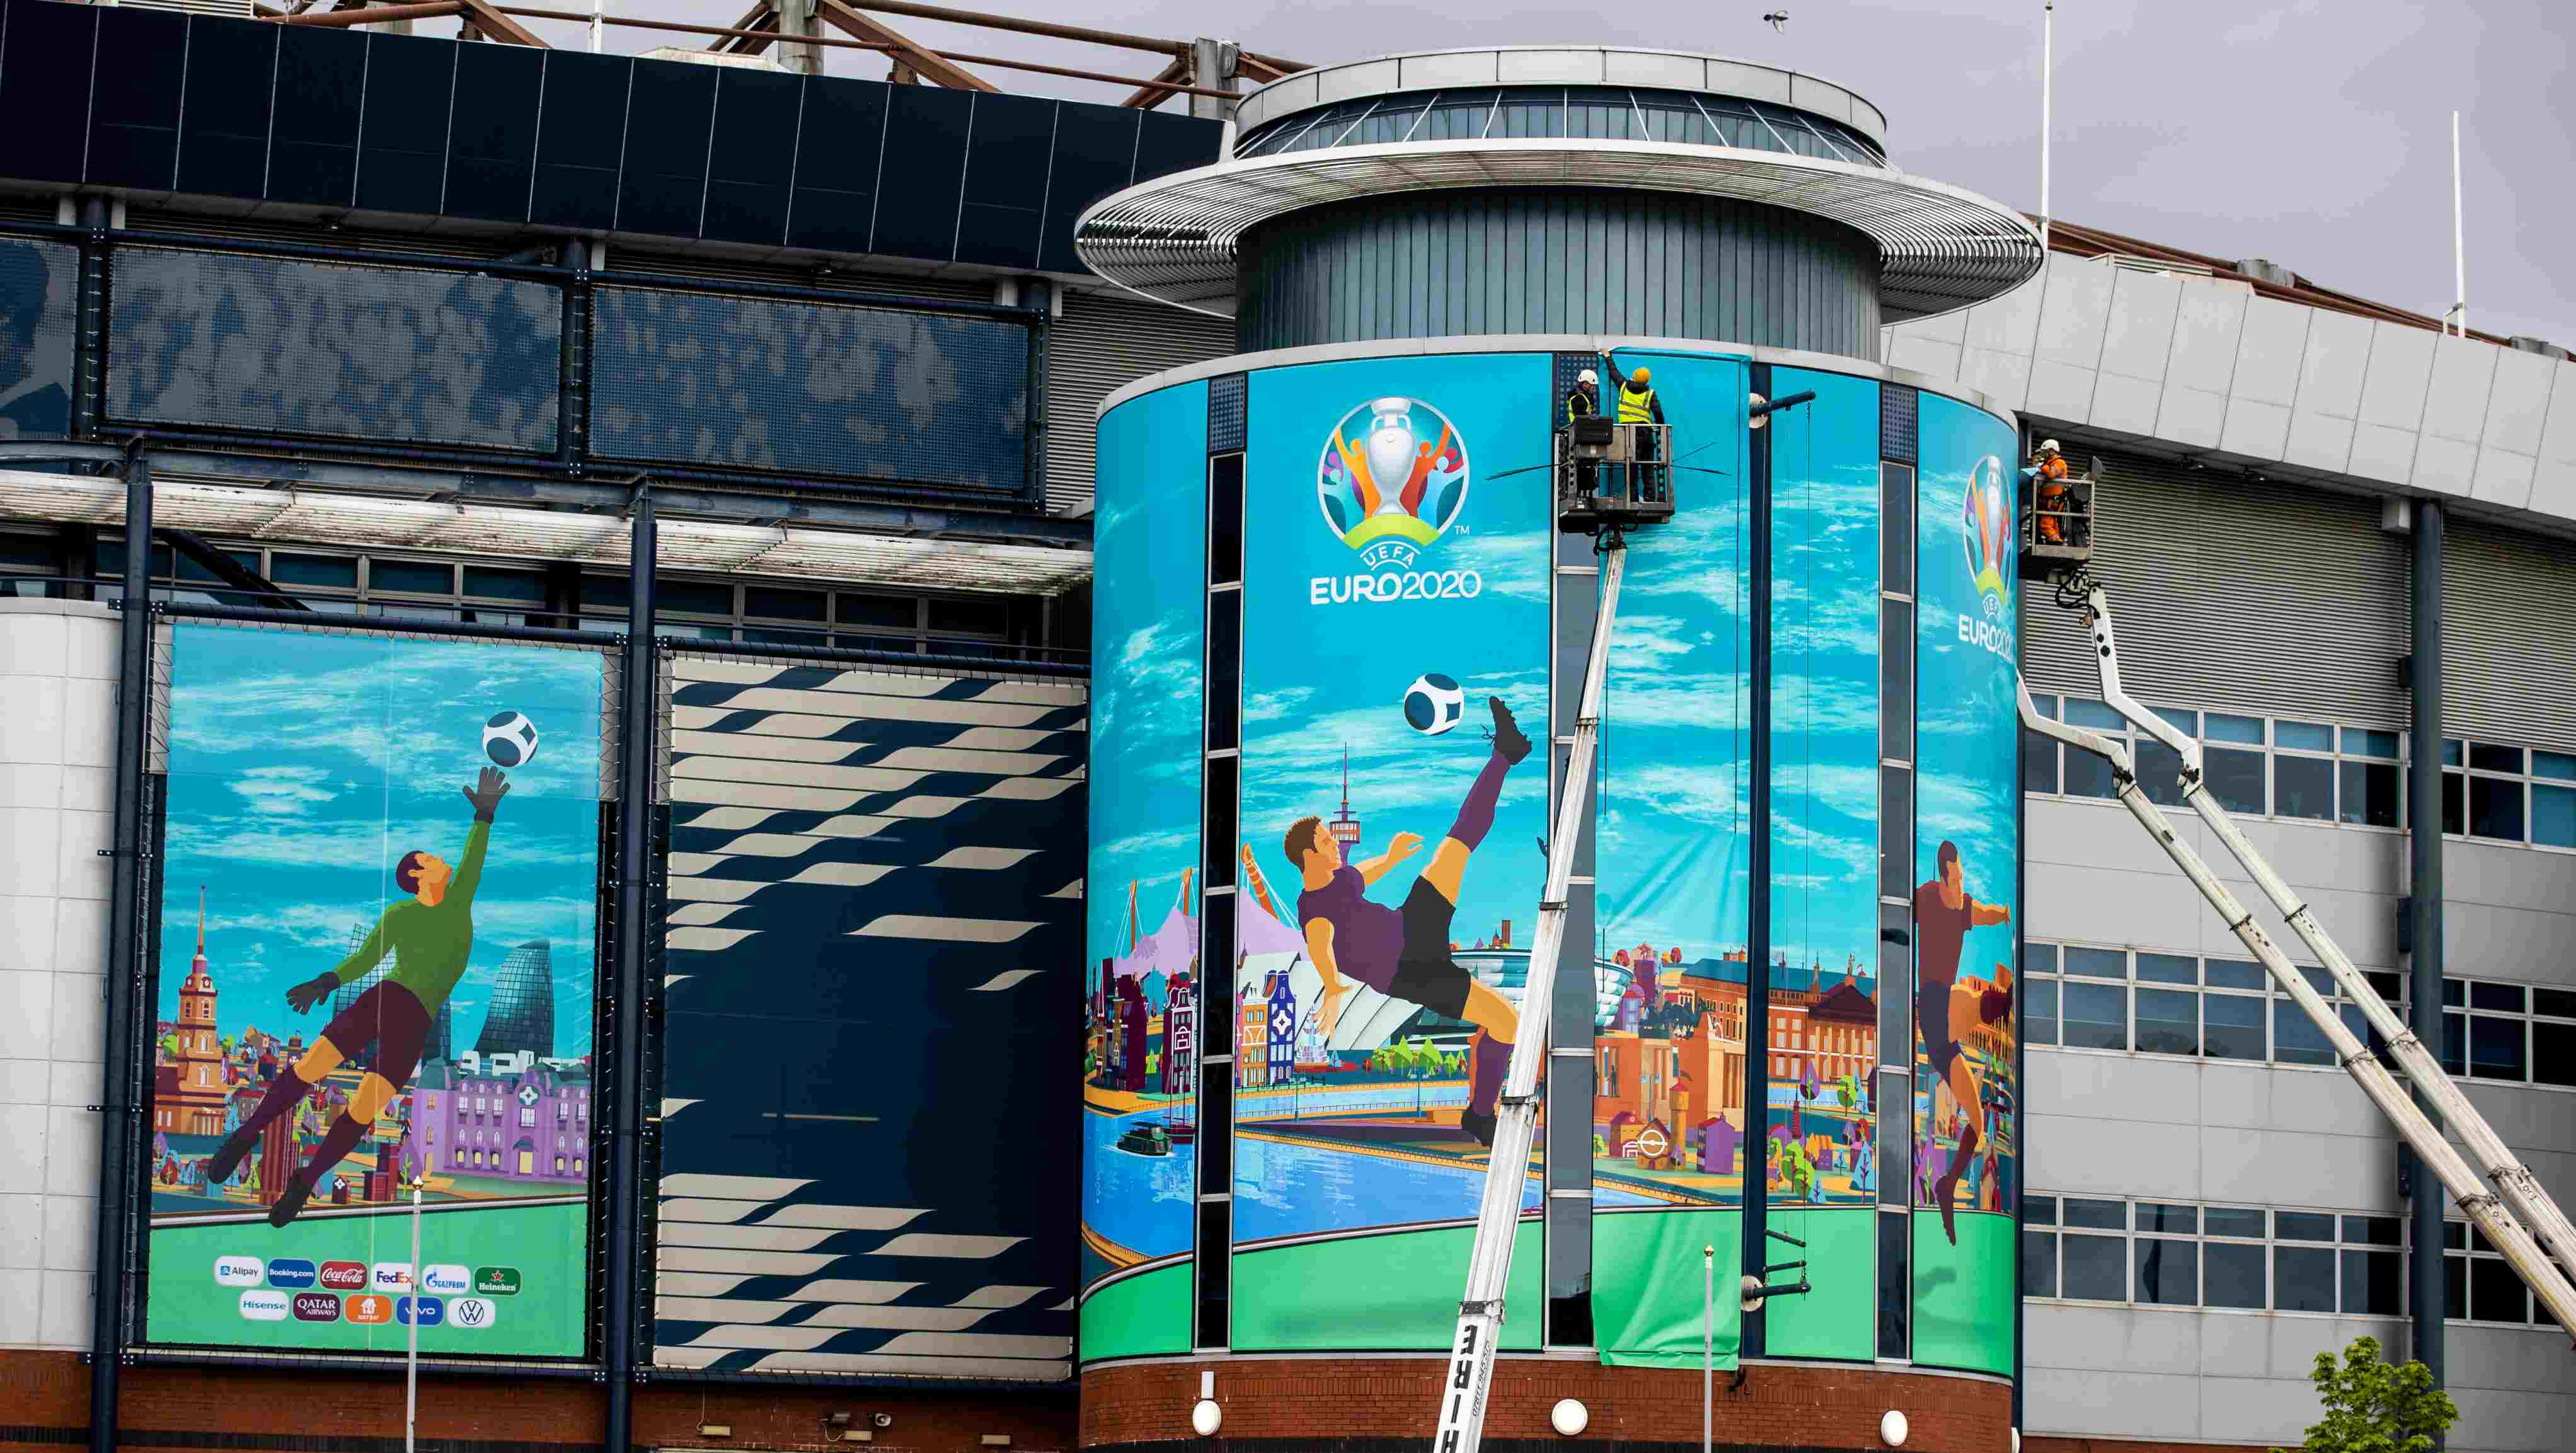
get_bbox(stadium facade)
[0,7,2568,1453]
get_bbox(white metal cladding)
[2444,519,2576,751]
[1044,289,1234,516]
[0,471,1093,594]
[2019,451,2410,728]
[1074,138,2040,324]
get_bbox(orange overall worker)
[2030,439,2071,543]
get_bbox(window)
[2448,1219,2535,1325]
[2429,975,2573,1088]
[2020,698,2576,854]
[2024,941,2398,1069]
[2026,1196,2401,1316]
[519,1106,536,1128]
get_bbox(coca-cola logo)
[319,1261,367,1290]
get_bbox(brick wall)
[2023,1442,2270,1453]
[1079,1356,2010,1452]
[0,1349,1077,1453]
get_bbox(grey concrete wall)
[0,599,116,1350]
[2025,792,2576,1452]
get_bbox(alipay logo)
[237,1290,289,1321]
[214,1256,263,1289]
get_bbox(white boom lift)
[2027,566,2576,1340]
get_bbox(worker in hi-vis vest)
[1563,368,1601,499]
[1604,358,1667,498]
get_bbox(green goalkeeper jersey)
[326,819,490,1013]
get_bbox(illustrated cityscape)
[151,897,594,1215]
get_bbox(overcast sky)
[550,1,2575,344]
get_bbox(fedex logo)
[371,1263,413,1292]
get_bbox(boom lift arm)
[2029,574,2576,1341]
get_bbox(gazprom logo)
[1957,454,2013,660]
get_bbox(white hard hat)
[2039,438,2061,452]
[1577,369,1599,385]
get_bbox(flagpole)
[2040,1,2054,248]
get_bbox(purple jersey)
[1296,864,1406,992]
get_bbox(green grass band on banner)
[1231,1222,1543,1353]
[1592,1209,1740,1370]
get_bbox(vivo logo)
[395,1295,445,1327]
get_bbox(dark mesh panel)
[0,238,79,439]
[587,286,1029,493]
[1207,371,1246,454]
[1880,383,1918,464]
[105,248,561,452]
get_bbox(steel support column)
[69,198,108,440]
[604,490,657,1453]
[2408,497,2446,1421]
[89,447,153,1453]
[1741,363,1774,1360]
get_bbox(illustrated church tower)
[172,889,231,1136]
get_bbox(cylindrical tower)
[1076,46,2035,1453]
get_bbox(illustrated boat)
[1163,1113,1197,1144]
[1116,1123,1173,1157]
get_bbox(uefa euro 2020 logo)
[1957,454,2013,658]
[1310,397,1480,607]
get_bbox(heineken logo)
[473,1266,522,1295]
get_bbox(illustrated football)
[1403,673,1466,735]
[481,710,540,767]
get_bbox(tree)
[2276,1336,2456,1453]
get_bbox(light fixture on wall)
[1190,1368,1222,1437]
[1549,1399,1589,1436]
[1878,1408,1909,1447]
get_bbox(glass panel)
[1878,1211,1910,1358]
[744,585,828,621]
[2343,727,2400,758]
[2137,1203,2198,1234]
[2061,1232,2127,1301]
[2135,987,2198,1056]
[2063,946,2125,979]
[660,580,736,615]
[2470,982,2524,1013]
[2206,747,2265,814]
[2442,771,2463,834]
[462,566,545,603]
[2275,1245,2336,1312]
[2204,1241,2265,1309]
[2064,698,2125,730]
[2204,1207,2266,1239]
[2205,958,2265,991]
[2470,1256,2530,1323]
[2204,994,2265,1061]
[2024,977,2059,1047]
[2022,943,2059,975]
[370,560,454,594]
[2536,988,2576,1019]
[2021,1229,2059,1299]
[2137,738,2189,807]
[2274,1211,2337,1242]
[2534,750,2576,781]
[2534,784,2576,849]
[2444,1254,2468,1320]
[2364,970,2403,1002]
[2148,706,2198,737]
[2440,1012,2466,1075]
[2468,775,2526,841]
[2275,754,2334,821]
[270,551,360,589]
[2024,1194,2059,1226]
[2277,1009,2338,1066]
[836,592,915,628]
[2062,1198,2126,1231]
[2276,721,2335,752]
[2468,1015,2527,1081]
[2064,748,2119,800]
[2536,1022,2576,1088]
[2339,761,2400,827]
[2134,1238,2197,1305]
[929,595,1011,636]
[2442,978,2464,1006]
[2442,738,2464,766]
[2342,1248,2401,1315]
[2023,732,2061,795]
[2204,713,2264,745]
[2136,953,2196,984]
[2470,742,2524,774]
[2341,1215,2401,1246]
[2061,980,2126,1050]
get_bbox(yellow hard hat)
[1633,366,1652,384]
